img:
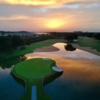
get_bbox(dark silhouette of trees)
[64,44,76,51]
[0,56,27,69]
[0,31,100,53]
[65,34,78,42]
[12,35,24,48]
[0,36,12,51]
[0,33,51,53]
[94,34,100,40]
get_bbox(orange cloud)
[0,15,29,20]
[0,0,99,7]
[0,0,62,7]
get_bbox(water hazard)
[0,43,100,100]
[26,43,100,100]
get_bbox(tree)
[65,33,78,43]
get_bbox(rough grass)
[77,36,100,52]
[0,39,65,58]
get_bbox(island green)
[12,58,57,100]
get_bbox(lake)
[0,43,100,100]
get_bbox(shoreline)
[34,43,100,56]
[72,44,100,56]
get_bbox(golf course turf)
[78,36,100,52]
[12,58,59,100]
[0,39,65,58]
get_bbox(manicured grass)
[13,58,55,79]
[12,58,56,100]
[1,39,64,99]
[77,36,100,52]
[0,39,65,58]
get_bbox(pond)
[27,43,100,60]
[0,43,100,100]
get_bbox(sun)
[45,19,65,29]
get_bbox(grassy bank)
[77,36,100,52]
[0,39,65,58]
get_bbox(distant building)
[0,31,40,37]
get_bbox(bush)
[20,46,26,50]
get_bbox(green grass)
[0,39,65,58]
[77,36,100,52]
[13,58,55,79]
[1,39,64,99]
[12,58,56,100]
[0,39,65,99]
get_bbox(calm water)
[0,67,25,100]
[0,43,100,100]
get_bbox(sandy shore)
[34,45,59,52]
[72,44,100,56]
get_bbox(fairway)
[0,39,65,58]
[78,36,100,52]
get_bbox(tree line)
[0,31,100,53]
[0,34,50,53]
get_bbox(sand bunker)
[34,46,59,52]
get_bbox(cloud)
[0,0,100,32]
[0,15,30,20]
[0,0,100,7]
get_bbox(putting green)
[12,58,57,100]
[12,58,55,79]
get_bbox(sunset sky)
[0,0,100,32]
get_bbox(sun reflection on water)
[25,42,100,99]
[26,54,100,84]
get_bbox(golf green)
[12,58,55,79]
[12,58,57,100]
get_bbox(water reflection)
[0,56,26,100]
[64,44,76,51]
[0,67,25,100]
[0,54,63,100]
[43,72,63,86]
[25,43,100,100]
[0,42,100,100]
[0,56,26,69]
[26,43,100,60]
[26,54,100,100]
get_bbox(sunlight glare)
[1,0,57,6]
[45,19,66,29]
